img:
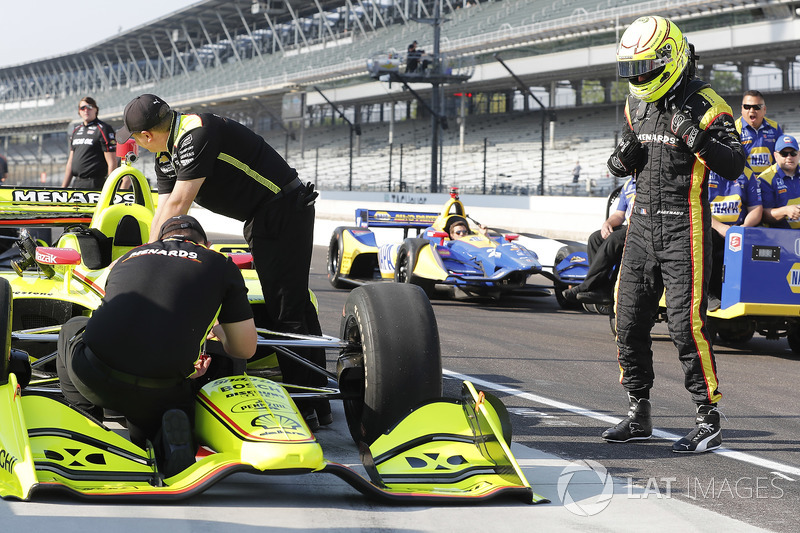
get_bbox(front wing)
[0,374,545,504]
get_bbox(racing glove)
[670,110,707,153]
[607,130,647,177]
[296,181,318,209]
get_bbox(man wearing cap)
[61,96,118,190]
[117,94,330,428]
[758,135,800,228]
[56,215,257,477]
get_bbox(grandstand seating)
[2,0,798,195]
[7,88,800,194]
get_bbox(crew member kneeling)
[57,215,257,477]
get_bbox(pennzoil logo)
[10,189,134,205]
[232,399,286,413]
[0,449,18,473]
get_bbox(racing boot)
[315,400,333,426]
[672,404,722,453]
[561,286,581,302]
[155,409,196,478]
[602,394,652,442]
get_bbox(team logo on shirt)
[126,247,200,260]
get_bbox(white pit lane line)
[444,369,800,479]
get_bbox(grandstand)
[1,0,799,194]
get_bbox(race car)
[327,188,588,300]
[0,164,545,503]
[603,226,800,355]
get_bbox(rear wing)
[355,208,439,229]
[0,186,145,227]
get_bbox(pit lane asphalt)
[308,244,797,533]
[1,221,795,531]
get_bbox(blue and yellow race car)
[328,189,588,300]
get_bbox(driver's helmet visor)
[617,56,672,78]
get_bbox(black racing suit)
[613,78,745,405]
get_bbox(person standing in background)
[736,90,783,180]
[0,151,8,182]
[62,96,117,190]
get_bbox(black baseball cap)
[117,94,171,142]
[158,214,207,243]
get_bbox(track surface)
[1,244,795,531]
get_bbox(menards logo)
[9,189,135,204]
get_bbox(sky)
[0,0,197,68]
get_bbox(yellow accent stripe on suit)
[692,92,728,404]
[217,153,281,194]
[688,156,721,403]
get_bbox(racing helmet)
[444,215,469,236]
[616,16,689,102]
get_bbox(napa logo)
[786,263,800,294]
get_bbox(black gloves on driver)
[608,130,647,177]
[669,110,707,153]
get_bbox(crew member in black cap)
[56,215,257,477]
[117,94,331,429]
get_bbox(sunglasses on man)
[79,105,94,111]
[741,104,763,111]
[779,149,798,158]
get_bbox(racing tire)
[394,238,435,297]
[0,278,11,385]
[716,318,754,344]
[339,283,442,445]
[787,324,800,355]
[594,302,613,315]
[327,227,360,289]
[553,245,584,310]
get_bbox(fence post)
[482,137,487,195]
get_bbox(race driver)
[116,94,331,430]
[602,16,745,453]
[57,216,257,477]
